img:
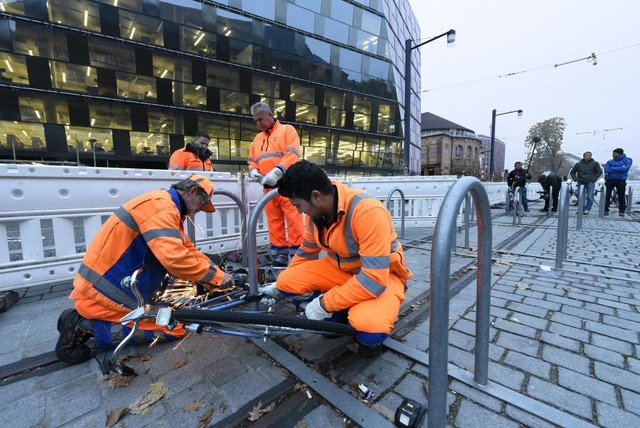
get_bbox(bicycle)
[100,268,355,376]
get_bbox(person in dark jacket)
[538,172,562,212]
[569,151,602,215]
[507,161,532,212]
[604,148,633,216]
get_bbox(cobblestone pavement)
[1,203,639,427]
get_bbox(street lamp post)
[489,108,523,181]
[404,29,455,175]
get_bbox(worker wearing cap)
[56,175,233,365]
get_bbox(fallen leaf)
[562,287,571,293]
[516,283,531,291]
[173,356,188,369]
[539,265,552,271]
[296,422,309,428]
[371,402,395,420]
[129,381,169,415]
[510,317,520,323]
[493,272,504,276]
[105,408,127,427]
[183,401,205,413]
[248,401,263,422]
[219,403,226,413]
[107,373,132,389]
[197,407,214,428]
[138,354,151,362]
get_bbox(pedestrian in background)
[604,148,633,217]
[247,102,303,267]
[569,151,602,215]
[538,171,562,213]
[507,161,532,212]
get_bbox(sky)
[406,0,640,171]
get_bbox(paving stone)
[302,404,349,427]
[548,320,590,342]
[583,343,625,368]
[449,380,503,412]
[560,304,601,321]
[591,333,634,355]
[594,361,640,392]
[506,301,549,318]
[487,361,525,391]
[454,398,519,428]
[596,401,640,427]
[526,377,593,419]
[49,384,103,426]
[557,367,617,406]
[539,331,581,352]
[627,357,640,375]
[496,331,540,357]
[550,311,584,328]
[620,388,640,416]
[505,311,548,330]
[0,392,46,427]
[602,314,640,333]
[542,346,590,374]
[493,318,538,340]
[504,404,556,428]
[583,302,616,316]
[503,351,551,380]
[585,320,638,343]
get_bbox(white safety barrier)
[0,164,536,292]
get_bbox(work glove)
[248,168,262,182]
[258,282,283,307]
[220,272,234,288]
[305,295,332,320]
[261,167,284,187]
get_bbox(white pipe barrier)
[0,164,561,292]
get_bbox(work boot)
[272,255,288,268]
[357,342,383,358]
[55,309,93,364]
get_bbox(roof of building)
[421,112,474,133]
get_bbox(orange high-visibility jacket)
[290,181,413,312]
[169,147,213,171]
[70,188,225,313]
[247,120,300,175]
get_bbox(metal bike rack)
[504,189,511,214]
[512,187,522,225]
[598,186,606,218]
[462,194,471,248]
[628,187,634,214]
[247,189,279,310]
[546,184,554,218]
[215,189,249,267]
[555,183,570,269]
[576,185,585,230]
[429,177,493,428]
[386,187,406,239]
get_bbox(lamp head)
[532,135,541,143]
[447,29,456,44]
[517,109,523,118]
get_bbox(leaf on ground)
[516,283,531,291]
[107,373,132,389]
[562,287,571,293]
[183,401,205,413]
[172,356,188,369]
[219,403,226,413]
[138,354,152,362]
[105,407,127,427]
[248,401,263,422]
[346,343,359,353]
[296,421,309,428]
[493,272,504,276]
[148,336,160,348]
[129,381,169,415]
[366,372,377,382]
[494,260,513,266]
[197,407,214,428]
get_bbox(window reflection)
[18,94,70,125]
[66,126,113,154]
[120,10,164,46]
[0,53,28,85]
[153,52,192,82]
[207,63,239,90]
[174,82,206,108]
[0,121,45,151]
[48,0,99,29]
[182,27,215,56]
[116,72,156,102]
[148,109,182,134]
[88,102,131,130]
[159,0,203,28]
[130,131,170,156]
[220,89,248,114]
[0,0,24,14]
[89,38,136,73]
[253,76,280,99]
[295,103,318,124]
[13,22,69,62]
[353,95,371,132]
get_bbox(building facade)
[476,134,505,181]
[0,0,421,175]
[420,112,482,177]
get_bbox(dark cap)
[613,148,624,155]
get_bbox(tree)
[523,117,566,176]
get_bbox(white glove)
[305,295,332,320]
[258,283,282,307]
[261,167,284,187]
[248,168,262,182]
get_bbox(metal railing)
[428,176,493,428]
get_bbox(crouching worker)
[55,175,233,364]
[274,161,413,358]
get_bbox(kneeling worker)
[274,160,413,358]
[56,175,233,364]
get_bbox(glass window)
[0,121,46,151]
[159,0,203,28]
[303,145,326,165]
[174,81,206,108]
[148,108,182,134]
[353,29,379,54]
[93,0,142,13]
[153,52,192,82]
[89,102,131,130]
[229,39,253,66]
[339,48,362,73]
[130,131,169,156]
[182,26,215,56]
[219,89,248,114]
[0,0,24,14]
[17,94,69,125]
[286,3,314,33]
[323,18,349,45]
[360,10,381,34]
[116,72,156,102]
[295,104,318,124]
[243,0,275,21]
[13,22,69,62]
[119,10,164,46]
[353,95,371,132]
[217,9,253,43]
[207,64,238,90]
[455,145,462,157]
[0,53,29,85]
[48,0,99,30]
[290,82,314,104]
[252,76,280,99]
[305,37,331,63]
[330,0,353,26]
[89,38,136,73]
[65,125,113,154]
[294,0,321,13]
[327,109,344,128]
[366,56,390,81]
[307,129,330,148]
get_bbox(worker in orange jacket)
[274,161,413,358]
[168,130,215,171]
[55,175,233,365]
[247,102,303,266]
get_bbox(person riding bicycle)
[507,161,532,212]
[538,171,562,213]
[55,175,234,365]
[569,151,602,215]
[271,160,413,358]
[604,148,633,217]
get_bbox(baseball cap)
[188,175,215,212]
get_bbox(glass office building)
[0,0,420,175]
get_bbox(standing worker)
[604,148,633,217]
[247,102,303,267]
[569,151,602,215]
[507,161,532,212]
[55,175,233,365]
[169,130,215,171]
[538,171,562,213]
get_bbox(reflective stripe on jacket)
[247,120,300,175]
[71,188,225,312]
[290,181,413,312]
[169,147,213,171]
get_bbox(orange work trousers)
[276,257,405,334]
[264,192,303,252]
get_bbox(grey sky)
[407,0,639,171]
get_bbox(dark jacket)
[539,172,562,191]
[604,154,633,181]
[507,168,531,188]
[570,159,602,184]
